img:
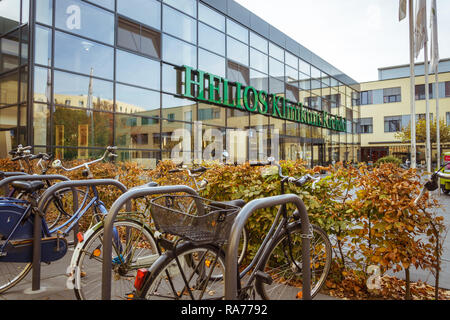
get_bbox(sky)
[234,0,450,83]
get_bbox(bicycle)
[0,146,149,294]
[133,157,332,300]
[167,163,249,265]
[414,162,450,204]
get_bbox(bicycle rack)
[100,184,203,300]
[36,179,129,292]
[0,171,29,195]
[224,194,312,300]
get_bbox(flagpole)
[409,0,417,169]
[424,39,432,174]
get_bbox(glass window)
[415,83,434,100]
[198,3,225,32]
[0,0,20,33]
[250,48,268,74]
[285,65,299,85]
[116,83,160,114]
[360,90,373,105]
[269,77,284,96]
[357,118,373,133]
[163,0,196,18]
[384,116,401,132]
[250,69,268,91]
[0,71,18,106]
[162,93,195,121]
[227,60,249,85]
[117,0,160,30]
[53,105,113,149]
[269,43,283,62]
[55,0,114,45]
[299,59,310,75]
[116,49,160,90]
[117,18,161,58]
[54,31,113,80]
[115,114,161,150]
[446,112,450,126]
[445,81,450,97]
[311,66,321,79]
[163,5,196,44]
[0,106,18,129]
[162,34,196,67]
[54,70,113,111]
[198,22,225,56]
[199,49,225,78]
[33,103,50,146]
[285,52,298,69]
[250,32,267,53]
[36,0,52,26]
[227,36,248,66]
[383,87,401,103]
[269,57,284,78]
[35,25,52,66]
[0,30,19,73]
[162,63,182,95]
[33,66,51,103]
[227,19,248,44]
[85,0,114,10]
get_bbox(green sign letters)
[181,65,347,132]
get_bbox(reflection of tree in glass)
[53,107,112,160]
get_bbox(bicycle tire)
[137,241,226,300]
[73,217,158,300]
[0,262,32,294]
[255,223,332,299]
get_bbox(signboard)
[180,65,347,133]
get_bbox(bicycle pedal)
[255,271,273,285]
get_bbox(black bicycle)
[132,157,332,300]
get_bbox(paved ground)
[387,191,450,289]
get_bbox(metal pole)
[409,0,417,169]
[424,17,432,174]
[224,194,311,300]
[435,66,440,194]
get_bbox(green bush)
[375,155,402,167]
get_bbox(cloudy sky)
[235,0,450,83]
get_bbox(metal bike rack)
[0,174,75,292]
[37,179,129,292]
[224,194,312,300]
[0,171,29,195]
[101,184,203,300]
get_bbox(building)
[0,0,360,168]
[358,59,450,165]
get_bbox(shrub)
[375,155,402,167]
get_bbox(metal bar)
[0,172,29,196]
[101,185,201,300]
[224,194,311,300]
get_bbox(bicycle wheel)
[255,223,332,299]
[137,241,226,300]
[73,218,158,300]
[41,187,92,231]
[0,261,32,294]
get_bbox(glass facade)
[0,0,360,165]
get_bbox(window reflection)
[0,106,17,129]
[33,103,50,146]
[162,34,196,67]
[117,18,161,59]
[227,19,248,44]
[54,70,113,111]
[250,32,267,53]
[269,43,283,62]
[55,0,115,45]
[53,106,113,155]
[115,113,161,151]
[162,63,183,95]
[269,57,284,78]
[163,5,196,44]
[0,0,20,34]
[36,0,52,26]
[35,26,52,66]
[163,0,196,18]
[0,30,19,73]
[198,22,225,56]
[116,83,160,115]
[55,31,114,79]
[0,71,18,106]
[162,93,195,122]
[117,0,160,30]
[250,48,268,74]
[198,3,225,32]
[227,36,248,66]
[199,49,225,78]
[116,49,160,90]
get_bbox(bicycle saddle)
[0,172,4,179]
[212,199,246,208]
[11,181,45,193]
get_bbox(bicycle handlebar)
[52,146,117,172]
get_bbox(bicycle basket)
[149,194,241,244]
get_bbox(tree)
[395,118,450,144]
